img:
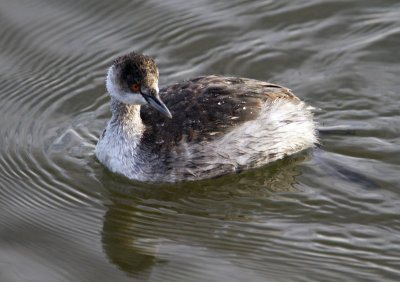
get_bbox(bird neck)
[110,97,144,135]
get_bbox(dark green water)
[1,0,399,281]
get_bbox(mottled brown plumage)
[140,75,299,153]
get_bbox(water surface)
[1,0,400,281]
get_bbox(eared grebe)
[95,52,317,182]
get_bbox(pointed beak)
[141,89,172,119]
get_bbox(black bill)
[142,93,172,119]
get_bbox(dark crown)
[114,51,159,88]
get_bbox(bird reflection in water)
[101,152,311,278]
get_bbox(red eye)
[131,84,140,92]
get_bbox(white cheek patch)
[120,93,147,105]
[106,66,148,105]
[106,66,119,96]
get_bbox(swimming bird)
[95,51,317,182]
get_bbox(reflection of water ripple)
[0,1,113,213]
